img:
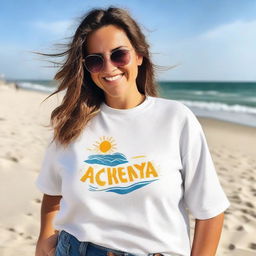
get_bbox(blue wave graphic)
[88,179,158,194]
[84,152,128,166]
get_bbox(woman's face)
[85,24,143,101]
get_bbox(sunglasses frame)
[83,48,134,73]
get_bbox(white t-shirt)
[35,95,230,256]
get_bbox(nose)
[102,55,117,73]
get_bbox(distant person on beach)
[14,83,19,90]
[35,6,230,256]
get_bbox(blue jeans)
[55,230,163,256]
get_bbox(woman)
[35,6,230,256]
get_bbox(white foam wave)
[181,100,256,114]
[189,90,244,97]
[17,82,56,93]
[192,90,219,95]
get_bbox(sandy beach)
[0,83,255,256]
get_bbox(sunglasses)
[83,48,132,73]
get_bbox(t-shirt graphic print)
[80,136,159,194]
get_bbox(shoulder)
[150,96,196,121]
[44,133,65,155]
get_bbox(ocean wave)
[192,90,219,95]
[17,82,56,93]
[181,100,256,114]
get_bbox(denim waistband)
[57,230,163,256]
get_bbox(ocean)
[6,79,256,127]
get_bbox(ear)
[136,54,143,66]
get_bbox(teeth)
[104,74,123,81]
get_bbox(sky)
[0,0,256,81]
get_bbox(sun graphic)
[88,136,117,154]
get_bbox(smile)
[104,73,124,81]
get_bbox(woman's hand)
[35,232,58,256]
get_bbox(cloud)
[33,20,74,36]
[3,18,256,80]
[156,19,256,81]
[1,19,75,79]
[200,19,256,41]
[0,47,56,79]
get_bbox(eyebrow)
[91,46,127,55]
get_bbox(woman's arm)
[191,212,225,256]
[35,194,62,256]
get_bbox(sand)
[0,83,255,255]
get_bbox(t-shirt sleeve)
[35,138,62,196]
[180,105,230,219]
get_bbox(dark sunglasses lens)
[85,56,103,73]
[111,50,130,66]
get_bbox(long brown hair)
[38,6,160,147]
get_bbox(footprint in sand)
[229,195,242,204]
[241,215,250,223]
[241,208,249,214]
[250,187,256,192]
[34,198,41,203]
[250,243,256,250]
[7,155,19,162]
[249,211,256,218]
[249,176,255,181]
[236,225,244,231]
[245,202,254,208]
[223,224,229,229]
[228,244,236,250]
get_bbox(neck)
[105,92,146,109]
